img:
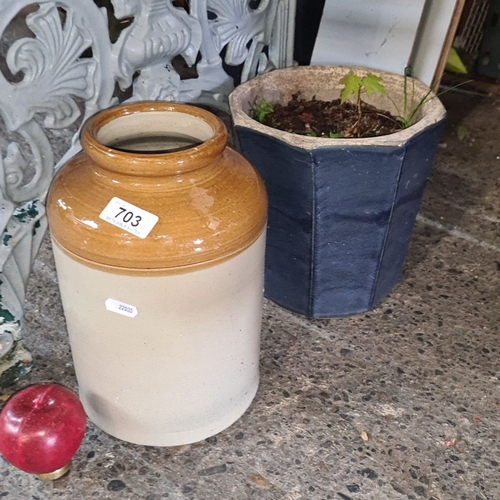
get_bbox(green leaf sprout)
[252,98,275,123]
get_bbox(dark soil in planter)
[256,93,405,139]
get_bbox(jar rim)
[81,102,228,176]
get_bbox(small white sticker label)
[99,197,159,239]
[105,298,138,318]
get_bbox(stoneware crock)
[47,102,267,446]
[229,65,446,318]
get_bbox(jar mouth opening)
[81,102,228,176]
[96,110,215,154]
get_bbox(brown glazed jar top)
[47,102,267,273]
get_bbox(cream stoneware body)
[47,102,268,446]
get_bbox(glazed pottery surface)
[47,102,267,445]
[229,66,446,317]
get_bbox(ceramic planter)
[229,66,446,317]
[47,102,267,446]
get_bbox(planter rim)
[229,65,447,149]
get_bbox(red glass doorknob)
[0,383,86,480]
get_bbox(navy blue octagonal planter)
[229,66,446,318]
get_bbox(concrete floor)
[1,91,499,499]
